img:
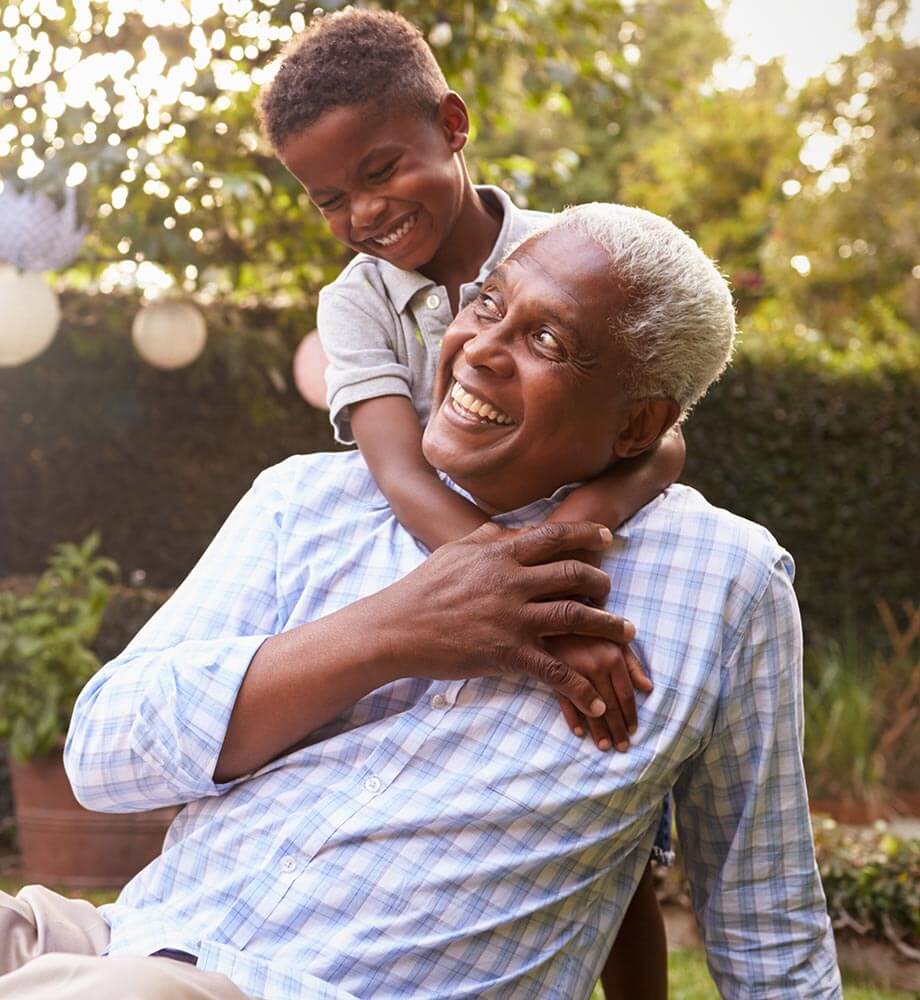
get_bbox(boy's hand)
[544,634,652,751]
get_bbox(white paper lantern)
[0,267,60,367]
[292,330,329,410]
[132,299,207,370]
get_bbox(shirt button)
[430,693,448,709]
[364,775,382,793]
[280,856,296,873]
[425,293,440,310]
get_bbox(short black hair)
[258,8,449,151]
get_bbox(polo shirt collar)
[376,185,536,313]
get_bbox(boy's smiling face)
[279,98,468,272]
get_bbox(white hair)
[550,203,736,418]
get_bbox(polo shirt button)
[280,856,296,873]
[430,693,448,709]
[364,775,382,793]
[425,293,440,310]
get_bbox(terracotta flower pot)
[9,748,177,888]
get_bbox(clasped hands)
[386,519,651,752]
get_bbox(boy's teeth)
[449,381,513,425]
[374,214,416,247]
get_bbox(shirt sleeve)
[317,281,413,445]
[673,558,842,999]
[63,466,289,813]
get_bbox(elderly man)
[1,205,841,999]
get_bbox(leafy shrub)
[813,819,920,959]
[0,534,118,762]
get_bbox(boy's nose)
[350,194,387,237]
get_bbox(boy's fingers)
[626,646,653,693]
[511,521,613,566]
[554,694,585,737]
[597,672,631,750]
[610,651,638,735]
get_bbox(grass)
[0,881,913,998]
[589,950,917,1000]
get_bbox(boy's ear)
[611,398,680,460]
[437,92,470,153]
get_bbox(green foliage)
[0,534,118,762]
[814,820,920,956]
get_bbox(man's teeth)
[373,214,416,247]
[449,381,513,425]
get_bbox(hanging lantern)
[0,186,88,273]
[292,330,329,410]
[0,267,61,368]
[132,299,207,370]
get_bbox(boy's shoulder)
[319,252,392,305]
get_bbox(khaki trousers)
[0,885,253,999]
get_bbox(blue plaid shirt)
[65,452,841,1000]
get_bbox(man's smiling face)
[423,226,638,512]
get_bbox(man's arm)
[673,559,842,999]
[65,463,632,810]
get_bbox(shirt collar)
[438,473,633,541]
[375,185,534,314]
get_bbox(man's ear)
[437,92,470,153]
[612,398,681,459]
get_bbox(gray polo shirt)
[317,185,552,445]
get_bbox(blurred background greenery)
[0,0,918,810]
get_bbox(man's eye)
[477,292,501,315]
[368,160,397,182]
[533,329,562,352]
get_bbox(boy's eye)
[317,194,344,211]
[368,159,397,182]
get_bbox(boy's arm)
[546,426,685,533]
[350,395,488,550]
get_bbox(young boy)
[259,10,677,997]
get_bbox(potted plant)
[0,534,175,887]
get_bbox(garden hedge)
[1,294,917,643]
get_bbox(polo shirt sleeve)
[317,277,414,445]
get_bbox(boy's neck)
[418,172,502,313]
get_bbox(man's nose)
[350,192,387,236]
[461,323,514,377]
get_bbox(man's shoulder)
[256,450,389,515]
[629,484,794,598]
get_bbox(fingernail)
[574,727,584,737]
[628,725,637,735]
[598,738,611,751]
[598,527,613,544]
[616,741,630,752]
[589,698,606,716]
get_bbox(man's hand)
[545,635,652,751]
[377,520,636,720]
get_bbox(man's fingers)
[523,561,611,605]
[534,601,636,644]
[510,521,614,566]
[524,651,606,718]
[626,646,653,693]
